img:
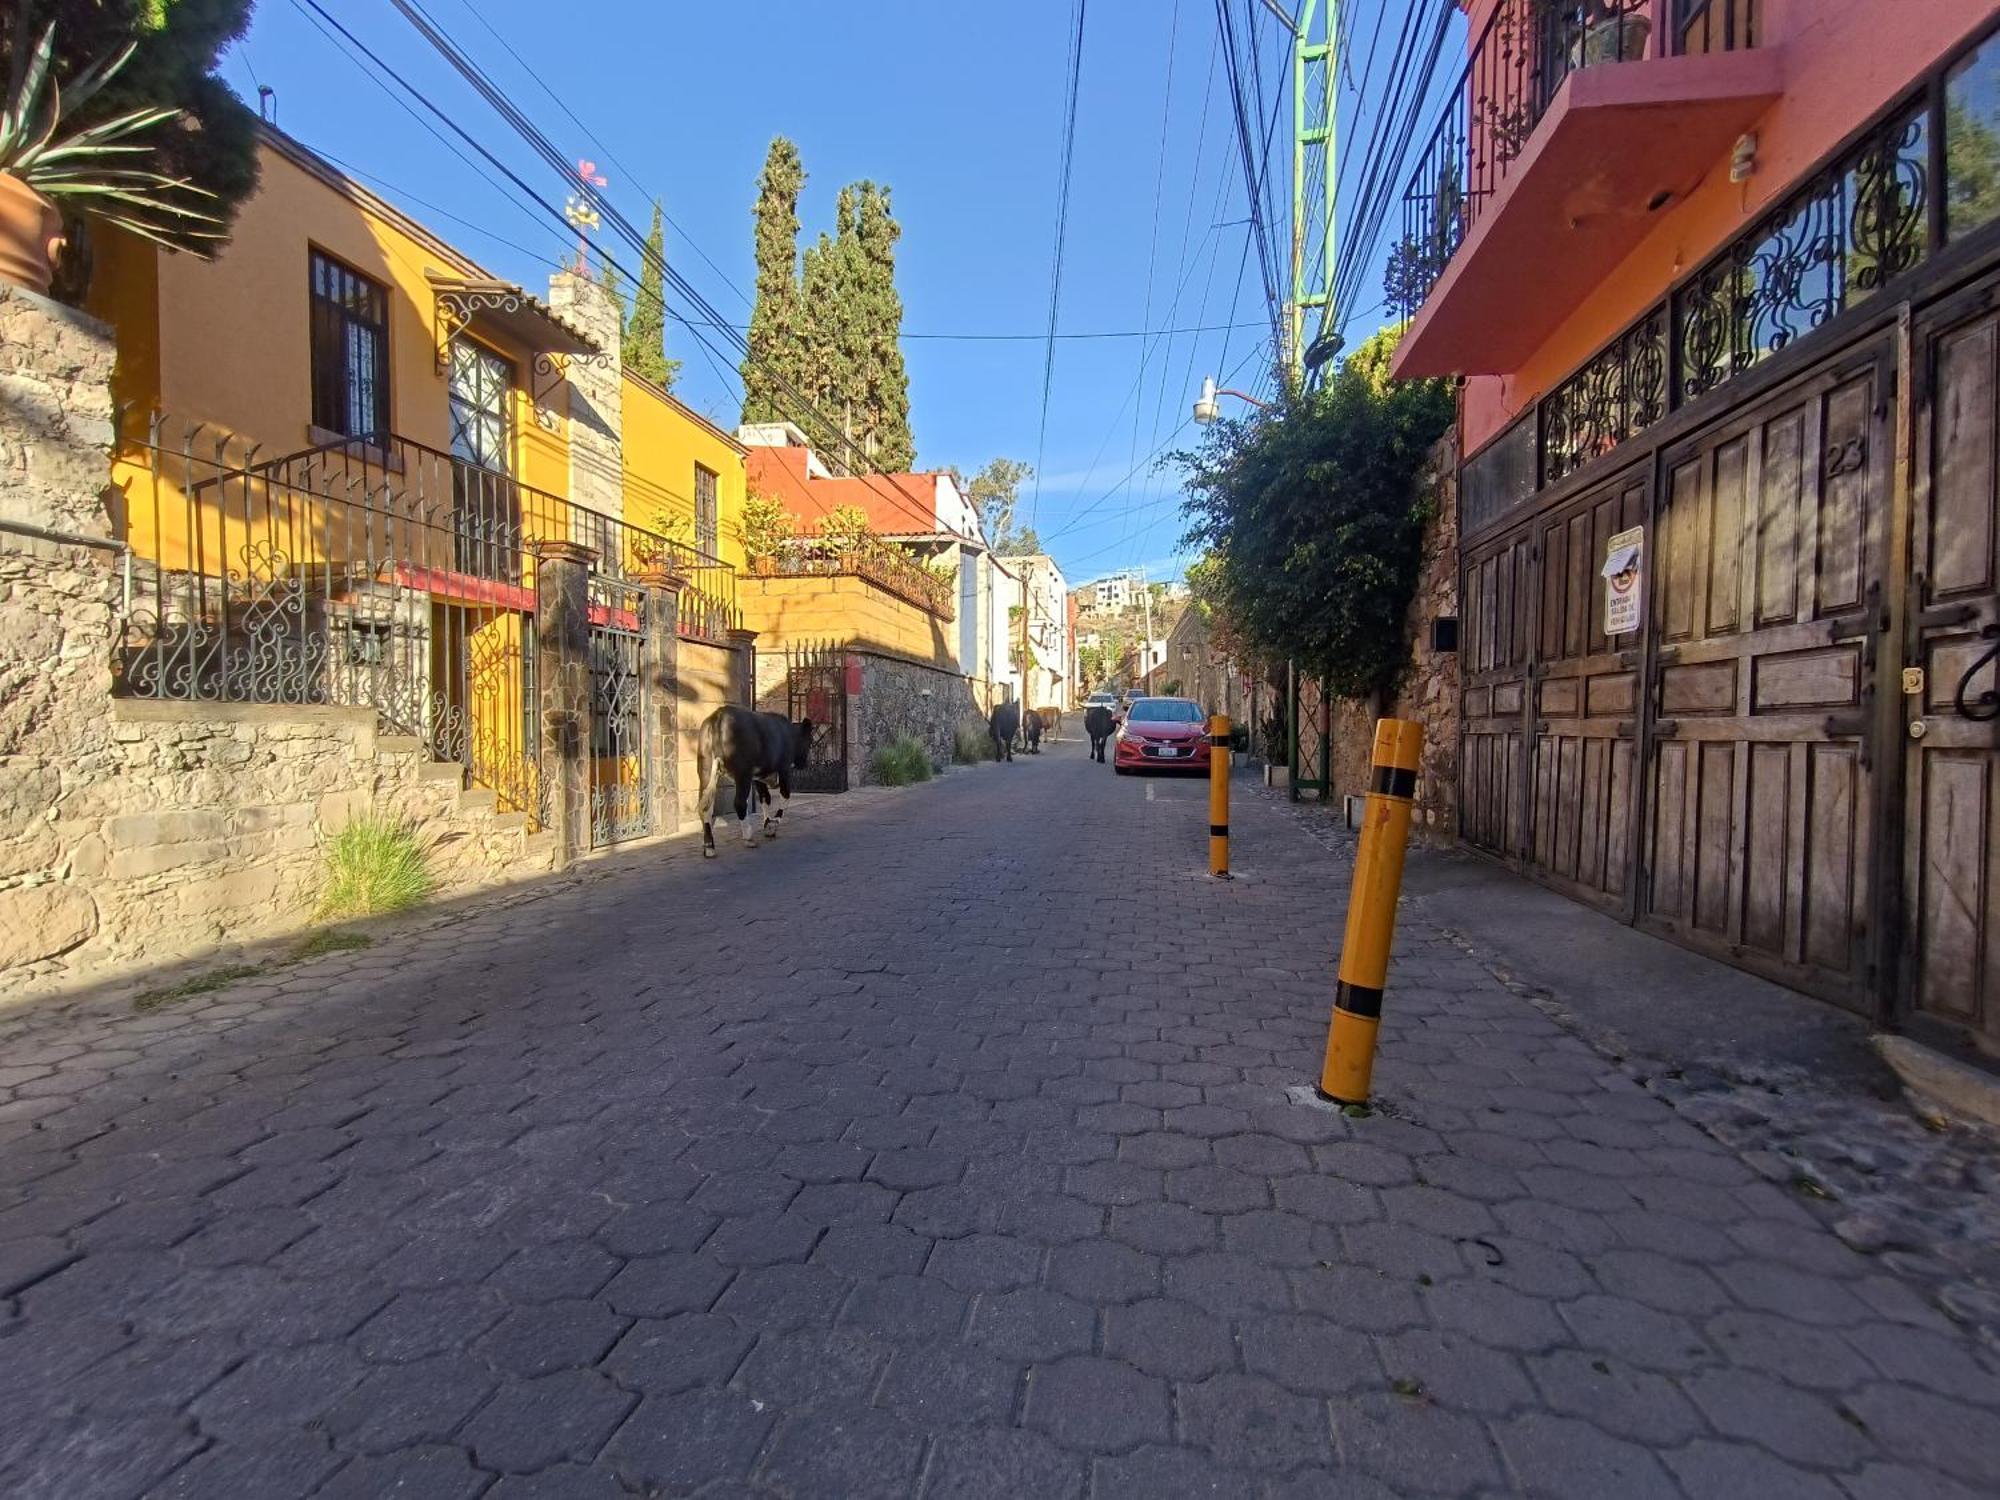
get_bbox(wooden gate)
[1906,281,2000,1046]
[1460,527,1533,858]
[1528,467,1648,911]
[786,641,848,793]
[1639,343,1891,1008]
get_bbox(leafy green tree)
[599,260,627,324]
[742,137,807,425]
[962,457,1038,553]
[1948,96,2000,239]
[1175,325,1453,703]
[623,201,680,390]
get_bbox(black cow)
[1084,705,1115,763]
[697,706,812,858]
[1022,709,1044,754]
[989,701,1020,763]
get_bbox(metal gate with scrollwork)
[588,578,650,846]
[786,641,848,793]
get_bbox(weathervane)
[564,158,608,274]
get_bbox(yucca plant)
[1,0,222,254]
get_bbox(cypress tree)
[625,203,681,390]
[743,138,807,426]
[851,182,915,471]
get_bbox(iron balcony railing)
[751,540,957,620]
[112,417,743,824]
[1392,1,1763,321]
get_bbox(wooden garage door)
[1526,469,1648,912]
[1459,527,1533,859]
[1906,282,2000,1048]
[1641,342,1892,1009]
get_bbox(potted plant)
[740,490,794,576]
[817,502,874,568]
[1569,1,1650,68]
[1,1,221,294]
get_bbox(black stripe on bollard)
[1209,823,1229,838]
[1370,765,1418,799]
[1333,980,1384,1018]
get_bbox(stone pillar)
[546,271,624,523]
[844,652,864,790]
[638,568,685,834]
[726,626,758,708]
[535,541,595,866]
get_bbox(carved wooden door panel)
[1459,525,1534,860]
[1906,283,2000,1048]
[1641,341,1891,1009]
[1525,467,1648,913]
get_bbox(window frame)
[694,463,720,557]
[307,246,392,445]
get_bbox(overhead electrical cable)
[1028,0,1092,535]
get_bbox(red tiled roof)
[746,448,948,539]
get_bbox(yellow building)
[91,125,745,832]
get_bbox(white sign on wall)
[1601,525,1644,637]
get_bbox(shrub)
[741,490,794,562]
[953,722,994,764]
[818,502,874,558]
[316,816,433,921]
[870,735,934,786]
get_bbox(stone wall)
[853,650,984,781]
[1326,431,1461,840]
[0,288,561,1001]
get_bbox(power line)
[335,0,948,538]
[1028,0,1091,536]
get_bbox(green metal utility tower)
[1286,0,1338,387]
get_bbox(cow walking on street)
[696,707,812,856]
[989,700,1020,763]
[1084,704,1115,763]
[1022,709,1044,754]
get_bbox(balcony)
[1390,0,1781,379]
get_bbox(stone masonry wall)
[1327,430,1461,840]
[854,650,984,780]
[0,287,557,1001]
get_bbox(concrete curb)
[1874,1033,2000,1129]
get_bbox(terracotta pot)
[0,175,64,295]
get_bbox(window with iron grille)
[695,464,719,556]
[309,249,390,441]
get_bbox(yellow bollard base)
[1313,1086,1367,1107]
[1318,1008,1381,1105]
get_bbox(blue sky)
[228,1,1406,584]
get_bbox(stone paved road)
[3,738,1999,1498]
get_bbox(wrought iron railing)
[1392,1,1664,322]
[112,419,747,822]
[750,541,957,620]
[1674,0,1760,57]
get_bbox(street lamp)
[1193,375,1273,425]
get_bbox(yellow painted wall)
[741,576,955,668]
[676,639,738,826]
[620,374,747,571]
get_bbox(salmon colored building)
[1389,1,2000,1052]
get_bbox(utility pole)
[1140,567,1155,690]
[1286,0,1338,387]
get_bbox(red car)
[1113,697,1211,774]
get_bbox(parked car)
[1113,697,1210,774]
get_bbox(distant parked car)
[1113,697,1210,775]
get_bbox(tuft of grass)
[871,735,935,787]
[290,928,374,962]
[133,964,263,1013]
[316,816,433,921]
[953,722,995,765]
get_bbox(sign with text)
[1601,525,1644,637]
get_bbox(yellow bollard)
[1207,713,1232,878]
[1318,718,1424,1105]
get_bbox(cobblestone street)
[3,738,1998,1498]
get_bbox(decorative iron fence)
[750,542,956,620]
[1394,1,1660,322]
[112,417,746,823]
[587,574,651,846]
[115,415,549,823]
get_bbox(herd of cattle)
[696,697,1106,858]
